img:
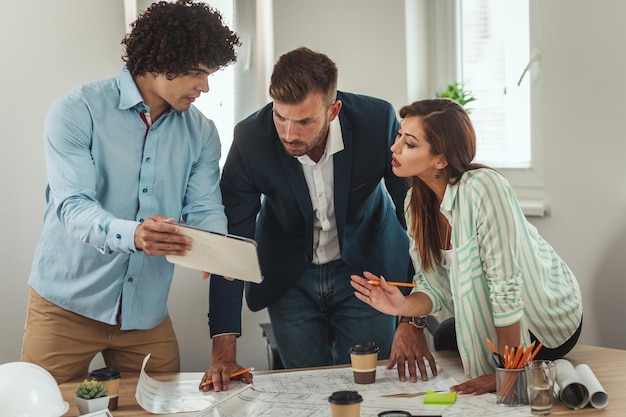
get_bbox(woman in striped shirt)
[350,98,583,394]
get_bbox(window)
[426,0,545,215]
[459,0,530,168]
[194,0,235,169]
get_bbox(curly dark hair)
[121,0,240,79]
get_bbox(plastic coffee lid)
[89,366,121,380]
[349,342,380,355]
[328,390,363,404]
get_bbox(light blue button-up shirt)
[28,66,227,330]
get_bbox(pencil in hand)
[367,280,417,288]
[201,367,254,387]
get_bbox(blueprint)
[135,354,533,416]
[194,365,531,417]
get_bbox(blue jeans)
[267,259,395,368]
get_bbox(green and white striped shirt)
[410,168,582,379]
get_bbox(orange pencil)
[515,342,535,369]
[528,343,543,362]
[201,367,253,387]
[506,346,515,368]
[367,280,417,288]
[486,338,497,354]
[367,279,417,288]
[506,345,523,369]
[510,345,523,369]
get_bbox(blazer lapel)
[333,114,352,239]
[274,139,313,217]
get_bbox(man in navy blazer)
[207,47,412,374]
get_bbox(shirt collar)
[327,116,344,155]
[116,66,178,118]
[117,66,145,111]
[296,117,344,164]
[440,175,461,217]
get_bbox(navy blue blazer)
[208,92,412,336]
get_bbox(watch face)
[413,316,427,328]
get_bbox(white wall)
[0,0,126,364]
[530,0,626,348]
[272,0,409,108]
[1,0,625,377]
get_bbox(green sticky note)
[423,390,457,404]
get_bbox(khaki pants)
[21,288,180,384]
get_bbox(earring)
[435,171,441,180]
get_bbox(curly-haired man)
[21,1,246,390]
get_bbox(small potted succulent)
[75,379,109,414]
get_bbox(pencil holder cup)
[496,367,529,407]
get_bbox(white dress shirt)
[296,118,343,264]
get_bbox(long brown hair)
[400,98,488,271]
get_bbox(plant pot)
[75,395,110,414]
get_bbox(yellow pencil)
[367,280,417,288]
[201,367,253,387]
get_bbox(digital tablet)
[165,223,263,283]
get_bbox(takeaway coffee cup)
[328,390,363,417]
[349,342,379,384]
[89,367,121,410]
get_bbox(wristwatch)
[399,315,428,329]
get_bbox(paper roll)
[575,364,608,409]
[554,359,589,410]
[553,359,608,409]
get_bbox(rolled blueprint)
[553,359,608,409]
[575,364,608,409]
[554,359,589,409]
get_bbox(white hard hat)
[0,361,69,417]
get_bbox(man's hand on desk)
[200,334,253,392]
[451,372,496,395]
[387,323,437,382]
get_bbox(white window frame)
[426,0,546,216]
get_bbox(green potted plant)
[75,379,109,414]
[436,81,476,113]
